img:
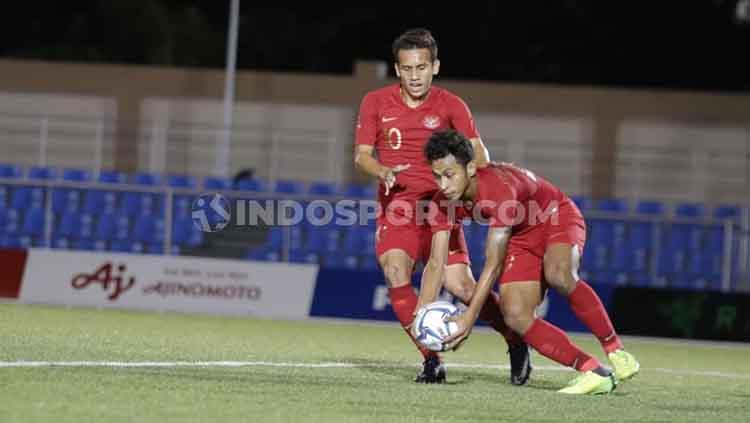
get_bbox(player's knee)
[501,302,534,333]
[544,260,575,291]
[450,281,475,304]
[381,260,409,286]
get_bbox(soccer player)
[354,28,531,385]
[418,129,640,394]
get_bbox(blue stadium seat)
[122,173,164,217]
[132,215,165,244]
[98,170,128,184]
[305,224,341,253]
[675,202,705,218]
[28,166,57,180]
[594,198,629,213]
[95,212,130,242]
[625,200,666,286]
[237,178,268,192]
[52,168,92,214]
[204,176,231,191]
[132,172,162,186]
[570,195,592,212]
[274,179,304,194]
[62,168,90,182]
[21,207,46,240]
[167,174,197,189]
[308,181,337,197]
[290,250,319,264]
[0,163,22,178]
[172,217,203,247]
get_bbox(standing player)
[418,129,640,394]
[354,28,531,385]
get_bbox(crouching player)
[416,129,640,394]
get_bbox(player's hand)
[381,164,410,196]
[443,313,475,351]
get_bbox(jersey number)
[387,127,402,150]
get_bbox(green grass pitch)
[1,303,749,422]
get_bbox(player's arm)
[443,226,511,350]
[469,137,490,168]
[416,229,451,310]
[448,94,490,167]
[354,145,410,195]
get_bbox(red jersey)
[355,84,480,203]
[431,163,567,236]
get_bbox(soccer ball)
[412,301,460,352]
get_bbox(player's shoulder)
[362,84,399,102]
[432,85,468,105]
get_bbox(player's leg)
[377,224,443,383]
[543,242,640,381]
[499,280,615,394]
[439,224,522,345]
[442,260,531,386]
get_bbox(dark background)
[1,1,748,92]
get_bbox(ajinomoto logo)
[71,263,136,301]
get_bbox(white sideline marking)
[0,361,748,380]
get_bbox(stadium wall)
[1,58,749,199]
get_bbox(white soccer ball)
[412,301,460,352]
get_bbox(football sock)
[388,284,439,361]
[522,318,599,372]
[478,292,523,346]
[567,281,623,354]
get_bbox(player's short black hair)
[424,129,474,166]
[392,28,438,63]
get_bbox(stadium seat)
[27,166,57,180]
[635,200,665,216]
[172,216,203,247]
[308,181,337,197]
[237,178,268,192]
[594,198,629,213]
[52,168,92,214]
[167,174,197,189]
[305,224,341,253]
[62,168,90,182]
[342,182,377,199]
[132,172,162,186]
[273,179,304,194]
[674,202,705,218]
[132,215,165,244]
[0,163,22,178]
[204,176,231,191]
[570,195,593,212]
[98,170,128,184]
[21,207,46,239]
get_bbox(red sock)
[478,292,523,346]
[567,281,623,354]
[388,284,439,361]
[523,318,600,372]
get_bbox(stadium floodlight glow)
[737,0,750,22]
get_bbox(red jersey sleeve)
[355,92,378,146]
[446,94,480,139]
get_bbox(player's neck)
[399,86,430,108]
[462,177,479,203]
